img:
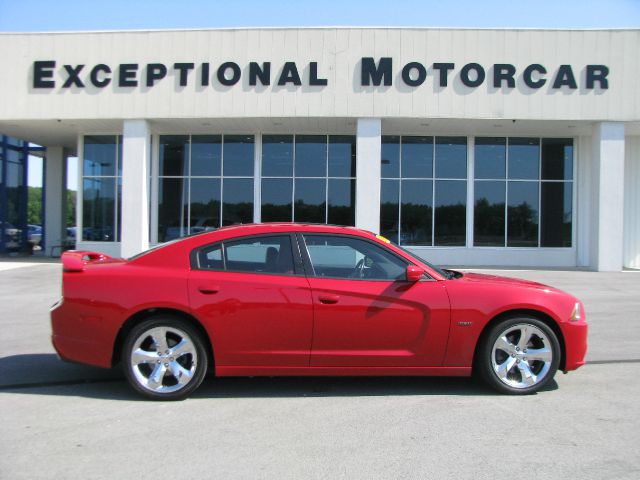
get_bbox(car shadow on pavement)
[0,353,558,400]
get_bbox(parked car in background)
[27,225,42,248]
[51,223,588,400]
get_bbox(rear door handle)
[318,294,340,304]
[198,285,220,295]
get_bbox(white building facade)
[0,27,638,270]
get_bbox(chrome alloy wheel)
[491,323,553,389]
[130,326,198,394]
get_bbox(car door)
[188,233,314,367]
[300,234,451,367]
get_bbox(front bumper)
[561,319,588,372]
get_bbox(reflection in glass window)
[157,134,255,242]
[295,178,326,223]
[401,180,432,246]
[542,138,573,181]
[262,135,293,177]
[380,136,467,246]
[475,137,506,179]
[402,136,433,178]
[191,135,221,177]
[159,135,189,177]
[83,178,116,241]
[260,134,356,226]
[507,181,539,247]
[189,178,221,235]
[295,135,327,177]
[381,136,400,178]
[474,137,573,248]
[328,136,356,177]
[380,179,400,243]
[84,135,117,176]
[327,179,355,226]
[82,135,121,242]
[158,178,188,242]
[223,135,254,176]
[261,178,293,222]
[541,182,572,247]
[435,137,467,179]
[222,178,254,226]
[434,180,466,246]
[508,138,539,180]
[474,181,506,246]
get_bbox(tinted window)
[159,135,189,177]
[402,136,433,178]
[225,236,295,274]
[295,135,327,177]
[191,135,221,177]
[381,136,400,178]
[198,235,295,274]
[327,179,355,226]
[84,135,117,176]
[508,138,539,180]
[435,137,467,179]
[507,181,539,247]
[303,235,407,281]
[380,179,400,243]
[475,137,506,179]
[328,136,356,177]
[261,178,293,222]
[223,135,254,176]
[262,135,293,177]
[474,181,506,246]
[541,138,573,181]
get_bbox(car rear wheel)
[122,317,208,400]
[477,316,560,395]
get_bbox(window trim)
[190,232,305,277]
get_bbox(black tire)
[476,316,560,395]
[122,316,208,400]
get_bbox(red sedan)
[51,223,587,400]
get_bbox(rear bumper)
[50,300,114,368]
[561,320,588,371]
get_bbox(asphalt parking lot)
[1,261,639,479]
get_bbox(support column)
[355,118,381,233]
[591,122,625,271]
[121,120,151,258]
[44,146,67,254]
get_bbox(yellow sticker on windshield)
[376,234,391,244]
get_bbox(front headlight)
[569,302,582,322]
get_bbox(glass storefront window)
[473,137,573,248]
[260,134,356,226]
[380,136,467,246]
[157,134,255,242]
[82,135,121,242]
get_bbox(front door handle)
[198,285,220,295]
[318,294,340,304]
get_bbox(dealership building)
[0,27,638,270]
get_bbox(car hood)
[456,272,558,291]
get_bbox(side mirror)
[406,265,424,282]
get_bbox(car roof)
[211,222,373,236]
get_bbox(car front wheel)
[122,317,208,400]
[477,316,560,395]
